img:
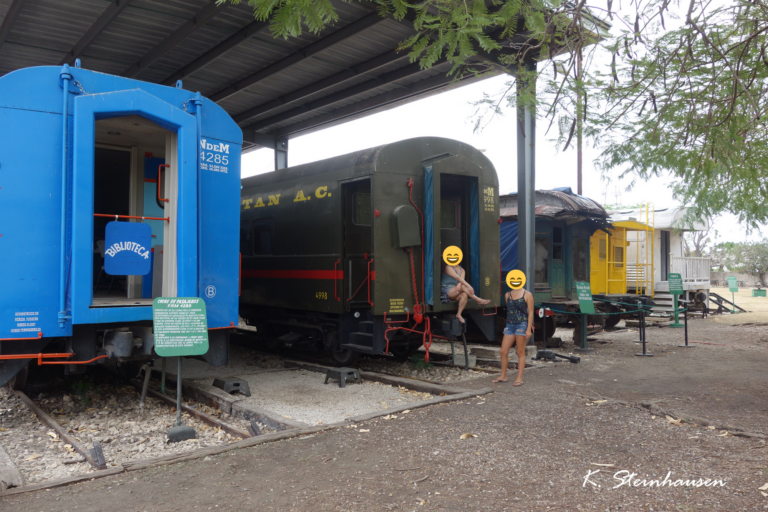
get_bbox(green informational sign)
[727,276,738,293]
[668,273,684,295]
[575,281,595,314]
[152,297,209,357]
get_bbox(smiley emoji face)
[506,270,527,290]
[442,246,463,266]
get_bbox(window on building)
[352,193,371,226]
[535,236,549,284]
[253,219,274,255]
[573,237,588,281]
[614,246,625,268]
[553,226,563,260]
[441,201,458,229]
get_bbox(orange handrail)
[209,322,235,330]
[0,352,108,365]
[158,164,170,203]
[1,331,43,341]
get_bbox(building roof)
[499,189,608,221]
[608,207,708,231]
[0,0,520,152]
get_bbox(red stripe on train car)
[242,270,344,279]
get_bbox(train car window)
[253,219,274,255]
[440,201,457,229]
[553,227,563,260]
[352,193,372,226]
[240,221,252,255]
[614,246,625,268]
[573,237,588,281]
[598,239,607,260]
[535,236,549,284]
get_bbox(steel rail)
[129,380,250,439]
[13,390,107,470]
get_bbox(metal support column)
[274,138,288,170]
[516,60,536,292]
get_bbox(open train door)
[69,89,198,326]
[424,155,499,342]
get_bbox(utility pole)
[576,48,583,196]
[517,59,536,293]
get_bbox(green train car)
[239,137,501,364]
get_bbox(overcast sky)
[241,73,760,245]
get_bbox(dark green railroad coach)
[239,137,501,364]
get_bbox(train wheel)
[572,317,583,347]
[390,333,422,362]
[9,364,29,391]
[604,314,622,329]
[330,349,360,367]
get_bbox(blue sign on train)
[104,222,152,276]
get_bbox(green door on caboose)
[551,226,566,297]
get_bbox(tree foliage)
[730,240,768,279]
[224,0,768,227]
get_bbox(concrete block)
[453,353,477,367]
[469,347,499,359]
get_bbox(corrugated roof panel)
[138,3,265,83]
[0,0,524,141]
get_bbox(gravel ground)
[357,355,495,383]
[8,316,768,511]
[0,370,269,486]
[215,370,433,425]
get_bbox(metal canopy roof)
[0,0,496,152]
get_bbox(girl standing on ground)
[492,287,534,386]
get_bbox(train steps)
[343,315,377,353]
[649,292,675,317]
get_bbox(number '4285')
[315,291,328,300]
[201,151,229,165]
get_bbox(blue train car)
[0,64,242,387]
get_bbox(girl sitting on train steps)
[440,263,491,324]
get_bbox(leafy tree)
[731,240,768,282]
[225,0,768,227]
[709,242,736,272]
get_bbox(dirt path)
[4,317,768,511]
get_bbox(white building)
[609,206,711,308]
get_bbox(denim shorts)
[503,321,528,336]
[440,286,453,304]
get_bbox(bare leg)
[455,292,469,323]
[457,283,490,305]
[513,335,526,385]
[492,334,515,383]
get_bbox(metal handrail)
[0,331,43,341]
[94,214,169,222]
[157,164,170,203]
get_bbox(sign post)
[153,297,209,442]
[727,277,739,313]
[668,273,684,328]
[574,282,595,354]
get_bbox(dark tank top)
[506,291,528,323]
